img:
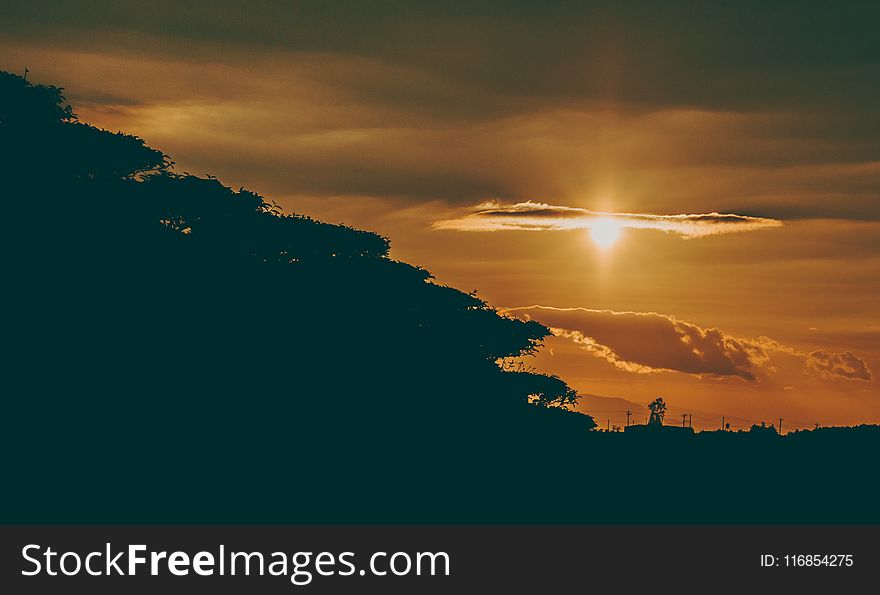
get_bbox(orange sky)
[3,2,878,429]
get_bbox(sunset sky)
[5,1,878,429]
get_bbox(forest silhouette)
[3,71,878,523]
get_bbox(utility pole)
[607,419,610,432]
[681,413,687,427]
[688,413,693,428]
[721,416,725,431]
[626,410,632,427]
[778,417,784,434]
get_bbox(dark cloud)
[505,306,768,380]
[807,350,873,381]
[3,1,879,114]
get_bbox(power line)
[581,407,832,434]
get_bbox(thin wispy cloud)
[434,201,783,238]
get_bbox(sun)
[589,218,622,248]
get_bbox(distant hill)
[576,393,648,429]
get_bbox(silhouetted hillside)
[2,71,596,522]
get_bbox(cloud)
[504,306,872,383]
[434,201,783,238]
[807,350,873,381]
[506,306,768,380]
[4,2,879,115]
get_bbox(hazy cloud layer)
[434,201,782,238]
[505,306,872,383]
[4,2,879,114]
[2,2,880,220]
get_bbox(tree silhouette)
[648,397,667,426]
[2,70,600,522]
[749,422,778,438]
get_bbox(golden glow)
[589,218,622,248]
